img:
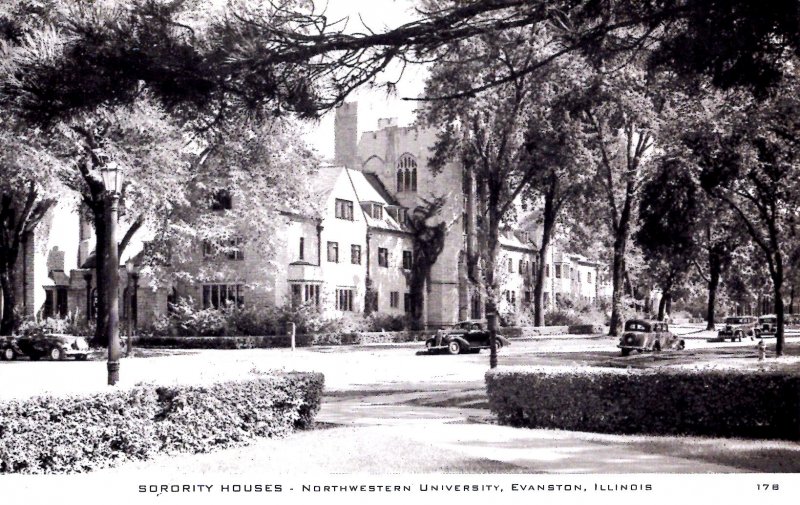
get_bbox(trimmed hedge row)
[133,331,429,349]
[0,372,324,474]
[486,367,800,439]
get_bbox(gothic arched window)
[396,154,418,192]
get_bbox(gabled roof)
[344,169,409,234]
[499,231,536,252]
[307,165,345,205]
[362,172,400,206]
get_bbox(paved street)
[3,328,800,475]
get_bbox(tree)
[519,56,593,327]
[0,2,317,345]
[688,76,800,356]
[3,0,798,122]
[422,28,558,368]
[688,197,742,329]
[0,121,63,334]
[635,159,699,321]
[568,64,665,336]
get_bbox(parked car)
[0,336,22,361]
[617,319,685,356]
[13,334,91,361]
[424,320,511,355]
[758,315,778,336]
[716,316,759,342]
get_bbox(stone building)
[31,102,609,332]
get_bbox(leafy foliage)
[0,372,324,474]
[486,367,800,439]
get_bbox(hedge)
[0,372,324,474]
[486,367,800,439]
[134,331,429,349]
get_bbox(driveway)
[2,332,800,477]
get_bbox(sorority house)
[6,103,609,332]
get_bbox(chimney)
[377,117,398,130]
[334,102,359,169]
[46,246,65,274]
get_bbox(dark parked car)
[758,315,778,336]
[0,336,22,361]
[13,334,91,361]
[717,316,759,342]
[617,319,685,356]
[424,320,511,355]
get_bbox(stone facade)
[34,102,610,332]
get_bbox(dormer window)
[211,190,232,210]
[396,154,418,192]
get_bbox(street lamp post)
[99,161,124,386]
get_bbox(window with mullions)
[396,154,418,192]
[378,247,389,267]
[336,288,354,311]
[202,284,244,309]
[351,244,362,264]
[202,237,243,260]
[335,199,354,220]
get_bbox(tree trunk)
[0,268,16,336]
[706,254,721,330]
[665,293,672,319]
[608,245,626,336]
[486,195,501,369]
[657,292,668,321]
[608,185,634,337]
[772,253,785,357]
[533,190,556,327]
[533,246,548,327]
[774,287,785,357]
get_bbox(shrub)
[17,312,94,338]
[364,313,409,332]
[0,372,324,474]
[543,309,583,326]
[486,367,800,440]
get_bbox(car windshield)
[725,318,747,324]
[760,317,777,323]
[624,321,650,332]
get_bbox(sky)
[299,0,430,160]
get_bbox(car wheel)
[677,340,685,350]
[621,348,631,357]
[653,341,661,352]
[495,340,504,351]
[2,347,15,361]
[49,347,65,361]
[447,341,461,355]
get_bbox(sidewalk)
[85,389,799,476]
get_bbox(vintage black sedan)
[716,316,759,341]
[618,319,685,356]
[424,320,510,355]
[758,315,778,336]
[13,334,91,361]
